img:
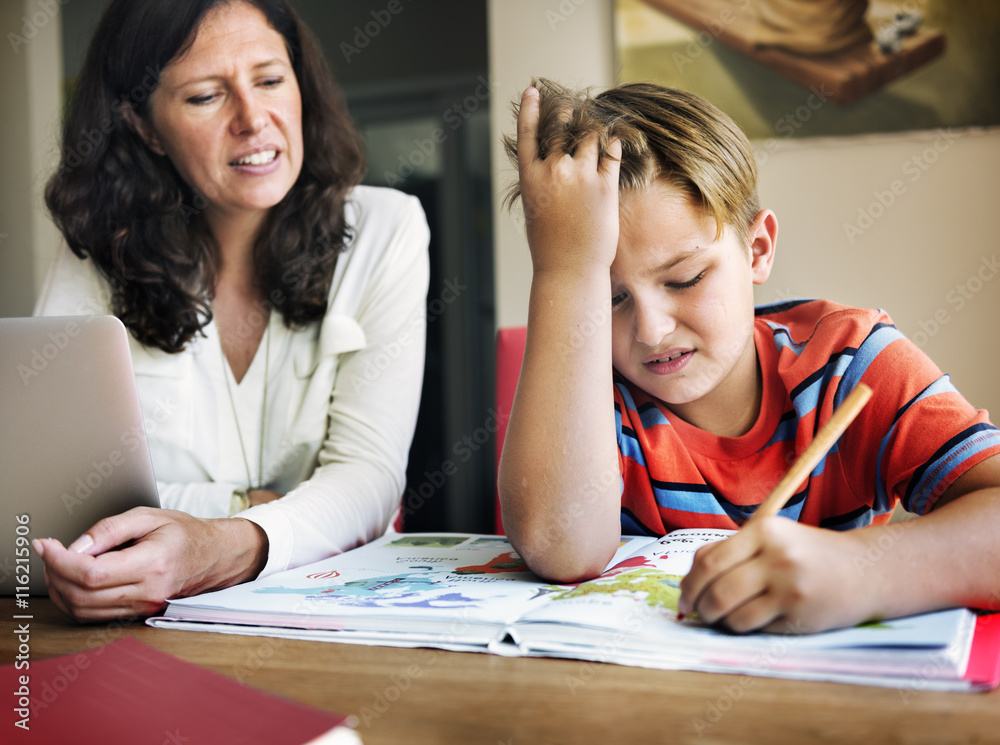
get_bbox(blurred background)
[2,0,998,533]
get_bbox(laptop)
[0,315,160,595]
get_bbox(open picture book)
[148,529,1000,691]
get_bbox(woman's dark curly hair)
[45,0,366,353]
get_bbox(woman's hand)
[516,87,622,275]
[678,517,875,634]
[248,489,282,506]
[32,507,268,623]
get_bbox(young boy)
[498,80,1000,634]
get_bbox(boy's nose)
[634,302,676,347]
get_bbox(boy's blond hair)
[504,79,761,246]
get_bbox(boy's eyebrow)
[645,249,703,277]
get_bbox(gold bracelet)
[229,487,251,516]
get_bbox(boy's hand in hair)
[515,87,622,275]
[498,86,624,583]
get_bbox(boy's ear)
[748,209,777,285]
[120,104,166,156]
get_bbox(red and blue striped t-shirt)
[614,299,1000,536]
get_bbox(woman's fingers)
[68,506,171,556]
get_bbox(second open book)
[149,529,1000,691]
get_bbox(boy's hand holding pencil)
[678,384,875,634]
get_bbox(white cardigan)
[35,186,430,578]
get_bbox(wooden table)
[3,598,998,744]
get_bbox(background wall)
[755,127,1000,416]
[0,0,62,317]
[487,0,1000,418]
[2,1,997,488]
[487,0,617,330]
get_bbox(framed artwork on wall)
[615,0,1000,141]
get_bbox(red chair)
[494,327,527,534]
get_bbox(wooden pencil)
[747,382,873,525]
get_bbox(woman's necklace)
[219,321,270,490]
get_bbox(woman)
[33,0,429,622]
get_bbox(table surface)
[3,598,999,744]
